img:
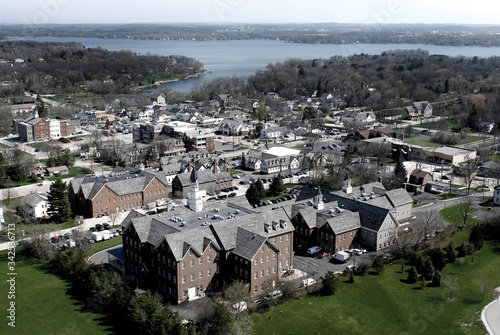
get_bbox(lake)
[7,37,500,93]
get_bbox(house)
[122,203,294,305]
[214,94,231,108]
[150,93,166,105]
[493,185,500,206]
[171,170,232,198]
[260,123,283,139]
[341,109,376,128]
[218,120,249,136]
[407,169,433,193]
[405,101,433,120]
[20,193,50,218]
[45,166,69,176]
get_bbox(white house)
[493,185,500,206]
[261,123,283,139]
[49,119,61,139]
[20,193,50,218]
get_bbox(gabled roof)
[21,193,47,208]
[385,189,413,207]
[325,211,361,235]
[296,207,318,229]
[232,228,267,260]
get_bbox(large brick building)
[122,200,294,304]
[17,116,75,141]
[291,178,413,253]
[68,170,169,218]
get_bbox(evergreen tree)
[269,174,285,196]
[245,183,260,205]
[393,148,407,188]
[207,302,234,335]
[407,266,419,284]
[47,179,72,223]
[415,254,425,274]
[432,271,442,287]
[372,256,385,275]
[456,242,467,258]
[255,178,265,199]
[426,247,446,271]
[469,226,484,251]
[422,258,435,281]
[128,290,186,335]
[321,270,339,296]
[445,240,457,263]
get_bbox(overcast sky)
[2,0,499,25]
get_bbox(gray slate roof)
[325,211,361,234]
[21,193,47,208]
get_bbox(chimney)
[193,155,196,163]
[189,160,192,172]
[214,160,218,174]
[159,162,163,171]
[225,157,228,172]
[378,176,382,184]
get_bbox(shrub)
[407,266,419,284]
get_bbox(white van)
[300,278,316,287]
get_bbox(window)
[286,247,289,253]
[273,254,276,260]
[273,266,276,273]
[261,270,264,277]
[260,257,264,264]
[267,255,270,262]
[266,268,270,275]
[287,234,290,241]
[339,236,342,242]
[190,260,194,267]
[182,262,186,269]
[254,259,258,265]
[254,272,258,279]
[199,258,203,265]
[207,255,211,263]
[191,274,195,281]
[182,276,186,283]
[199,271,203,279]
[254,286,258,293]
[216,266,219,274]
[208,269,212,276]
[235,266,238,274]
[280,235,283,242]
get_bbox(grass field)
[83,237,123,257]
[0,251,112,335]
[440,204,482,227]
[47,166,93,181]
[405,135,483,147]
[251,240,499,335]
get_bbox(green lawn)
[406,136,484,147]
[47,166,93,181]
[413,202,431,208]
[293,145,311,151]
[26,142,48,150]
[0,251,112,335]
[435,193,464,200]
[252,240,499,335]
[84,237,123,257]
[440,204,482,227]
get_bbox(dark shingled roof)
[325,211,361,234]
[233,228,267,260]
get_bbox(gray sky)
[2,0,499,25]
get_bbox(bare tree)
[303,132,321,150]
[459,257,465,274]
[443,275,458,300]
[458,200,474,228]
[414,209,442,250]
[21,224,53,259]
[479,280,491,302]
[459,153,481,195]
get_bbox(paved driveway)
[483,287,500,335]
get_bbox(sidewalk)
[482,287,500,335]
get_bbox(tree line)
[0,41,202,97]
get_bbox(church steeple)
[342,171,352,194]
[187,161,204,212]
[313,187,324,210]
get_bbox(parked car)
[263,290,283,300]
[307,246,322,255]
[103,223,111,230]
[318,252,331,258]
[228,192,237,197]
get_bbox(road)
[482,287,500,335]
